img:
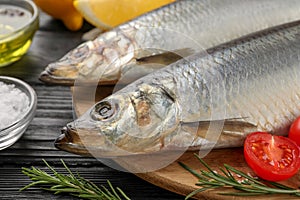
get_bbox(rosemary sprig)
[20,159,130,200]
[179,153,300,199]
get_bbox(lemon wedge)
[34,0,83,31]
[73,0,175,30]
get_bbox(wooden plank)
[0,166,182,199]
[134,149,300,200]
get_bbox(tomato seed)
[285,148,292,153]
[285,152,293,159]
[252,143,259,147]
[287,156,292,161]
[285,159,291,165]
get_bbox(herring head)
[55,83,181,158]
[40,31,136,86]
[40,42,93,85]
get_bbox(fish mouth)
[54,126,92,156]
[39,64,78,86]
[39,68,119,86]
[54,125,140,158]
[39,69,76,85]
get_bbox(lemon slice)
[73,0,175,29]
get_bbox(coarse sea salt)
[0,81,30,130]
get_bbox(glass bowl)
[0,76,37,150]
[0,0,39,67]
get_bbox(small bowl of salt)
[0,76,37,150]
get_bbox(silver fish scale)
[135,22,300,135]
[121,0,300,51]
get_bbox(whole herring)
[55,21,300,157]
[40,0,300,85]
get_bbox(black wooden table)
[0,11,182,200]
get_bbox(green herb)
[20,159,130,200]
[179,153,300,199]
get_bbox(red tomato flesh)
[244,132,300,181]
[289,116,300,146]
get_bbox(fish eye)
[92,101,117,120]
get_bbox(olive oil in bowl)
[0,0,39,67]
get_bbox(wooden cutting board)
[135,149,300,200]
[72,85,300,200]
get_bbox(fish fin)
[81,28,104,41]
[113,62,164,91]
[136,48,195,65]
[215,119,257,148]
[186,118,257,150]
[114,48,195,87]
[195,118,257,137]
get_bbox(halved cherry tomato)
[289,117,300,146]
[244,132,300,181]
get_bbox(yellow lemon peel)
[34,0,83,31]
[73,0,175,30]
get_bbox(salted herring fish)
[40,0,300,85]
[55,20,300,158]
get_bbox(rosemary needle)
[179,153,300,199]
[20,159,131,200]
